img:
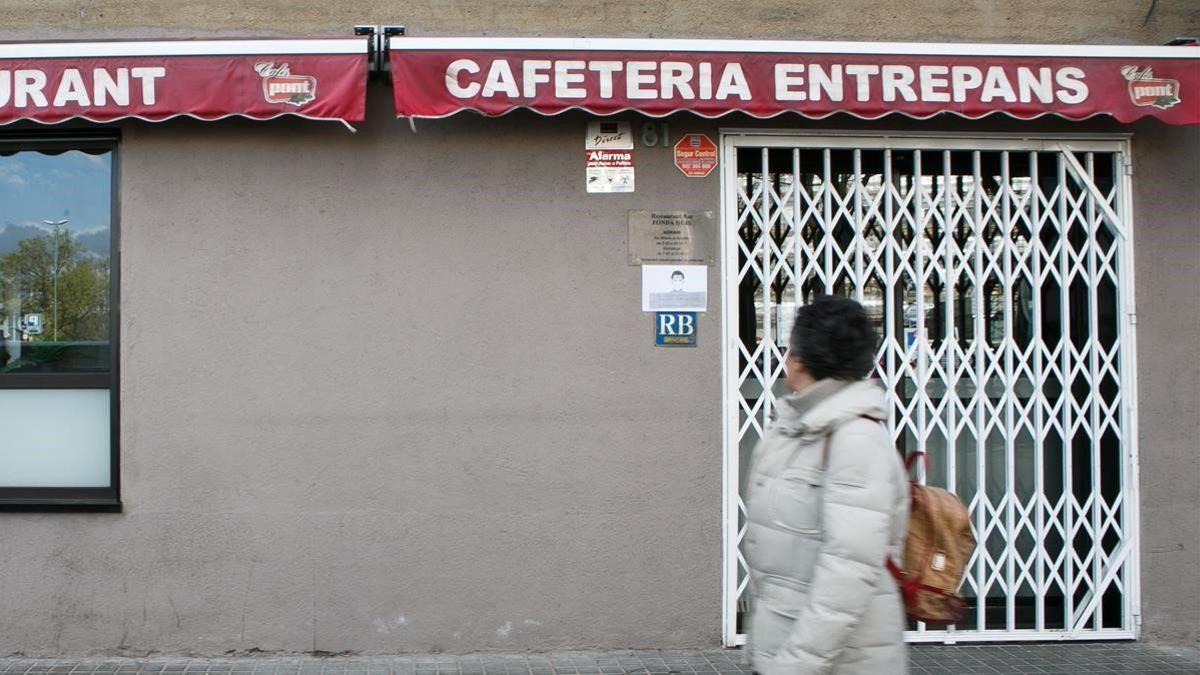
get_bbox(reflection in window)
[0,150,112,373]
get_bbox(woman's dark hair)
[788,295,878,381]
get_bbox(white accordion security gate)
[720,133,1138,644]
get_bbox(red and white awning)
[0,37,368,125]
[389,37,1200,125]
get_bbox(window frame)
[0,132,121,512]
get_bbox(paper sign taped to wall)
[642,264,707,312]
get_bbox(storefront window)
[0,137,118,509]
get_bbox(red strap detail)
[885,556,904,578]
[887,556,958,607]
[905,451,929,473]
[886,557,921,608]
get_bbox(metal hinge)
[1123,159,1134,177]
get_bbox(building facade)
[0,0,1197,656]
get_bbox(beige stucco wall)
[0,0,1197,44]
[0,0,1197,655]
[1,101,729,655]
[1127,120,1200,647]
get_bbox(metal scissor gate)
[720,133,1138,644]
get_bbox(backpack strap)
[886,556,920,608]
[887,450,932,598]
[905,450,930,475]
[886,555,960,608]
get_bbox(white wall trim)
[0,38,367,59]
[389,36,1199,59]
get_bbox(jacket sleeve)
[762,422,898,675]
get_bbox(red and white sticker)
[255,62,318,106]
[673,133,718,178]
[1121,65,1181,109]
[586,148,634,193]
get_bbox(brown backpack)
[886,452,977,625]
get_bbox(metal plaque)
[627,210,715,265]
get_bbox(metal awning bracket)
[353,24,404,74]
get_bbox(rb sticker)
[255,62,317,106]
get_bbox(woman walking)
[743,295,909,674]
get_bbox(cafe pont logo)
[1121,65,1180,109]
[255,62,317,106]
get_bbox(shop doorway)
[720,133,1138,644]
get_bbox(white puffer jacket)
[743,378,909,674]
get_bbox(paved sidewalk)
[3,644,1199,674]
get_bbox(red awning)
[389,37,1199,125]
[1,37,368,125]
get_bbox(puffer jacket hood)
[742,377,909,675]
